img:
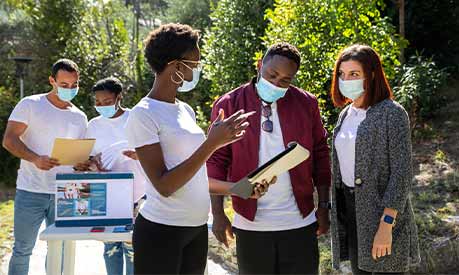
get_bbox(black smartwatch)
[381,214,396,226]
[318,201,331,209]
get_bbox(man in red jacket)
[207,42,331,274]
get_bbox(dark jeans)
[234,222,319,275]
[343,186,405,275]
[133,214,208,275]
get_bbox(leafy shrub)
[392,54,448,124]
[0,87,20,187]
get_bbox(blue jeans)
[103,241,134,275]
[8,189,55,275]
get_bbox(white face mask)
[338,78,365,100]
[177,64,202,92]
[170,60,202,93]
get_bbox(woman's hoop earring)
[171,71,184,85]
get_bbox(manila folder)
[51,138,96,165]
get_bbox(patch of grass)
[412,168,459,252]
[434,149,448,163]
[318,236,334,275]
[223,197,235,222]
[413,123,438,140]
[0,200,14,257]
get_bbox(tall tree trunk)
[399,0,405,64]
[133,0,142,89]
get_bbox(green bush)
[388,0,459,70]
[63,1,133,117]
[391,54,448,124]
[202,0,274,100]
[262,0,406,131]
[0,87,20,187]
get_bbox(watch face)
[383,215,395,224]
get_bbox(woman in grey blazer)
[329,44,420,274]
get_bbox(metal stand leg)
[62,240,76,275]
[47,240,63,275]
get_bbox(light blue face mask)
[256,75,288,103]
[338,78,365,100]
[95,104,118,118]
[57,86,79,102]
[177,62,202,93]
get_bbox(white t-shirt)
[8,93,87,194]
[335,105,367,187]
[85,110,146,202]
[233,101,316,231]
[125,97,210,227]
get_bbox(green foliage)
[0,6,32,93]
[63,0,133,116]
[21,0,86,92]
[392,54,448,123]
[202,0,274,101]
[434,149,447,163]
[0,87,20,186]
[384,0,459,71]
[163,0,214,31]
[263,0,406,130]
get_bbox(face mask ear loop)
[115,95,121,111]
[171,70,184,85]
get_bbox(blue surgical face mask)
[57,86,79,102]
[177,62,202,93]
[256,75,288,103]
[338,78,365,100]
[95,104,118,118]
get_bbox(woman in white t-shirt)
[86,77,146,275]
[125,24,270,275]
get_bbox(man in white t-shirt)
[2,59,88,275]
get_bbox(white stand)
[39,224,131,275]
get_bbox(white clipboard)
[229,142,310,199]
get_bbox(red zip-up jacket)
[206,79,331,221]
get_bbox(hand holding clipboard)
[230,142,310,199]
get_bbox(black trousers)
[343,186,405,275]
[133,214,208,275]
[234,222,319,275]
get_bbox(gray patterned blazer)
[330,99,421,272]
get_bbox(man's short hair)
[91,77,123,96]
[263,42,301,69]
[51,59,79,78]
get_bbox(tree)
[0,87,19,186]
[63,0,133,116]
[163,0,215,32]
[19,0,86,94]
[0,2,33,93]
[263,0,406,129]
[202,0,274,100]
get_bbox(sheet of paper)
[51,138,96,165]
[229,142,310,199]
[249,142,310,184]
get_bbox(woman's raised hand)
[207,109,255,150]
